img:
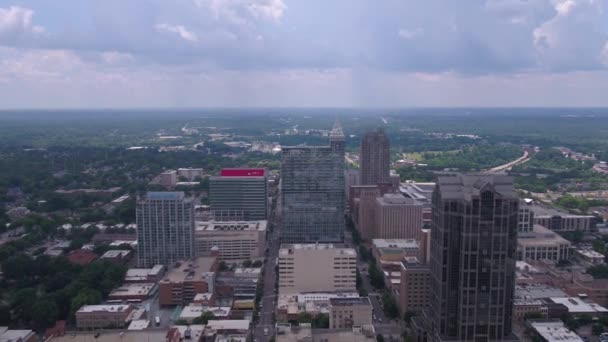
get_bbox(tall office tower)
[136,192,194,267]
[374,194,424,240]
[210,168,268,220]
[360,128,390,185]
[429,175,519,342]
[281,120,345,243]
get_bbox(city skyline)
[1,1,608,108]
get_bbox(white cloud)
[398,28,423,40]
[155,23,198,42]
[0,6,44,39]
[602,41,608,66]
[554,0,576,16]
[247,0,286,20]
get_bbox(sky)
[0,0,608,108]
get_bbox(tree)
[403,311,417,325]
[71,288,102,313]
[368,262,385,289]
[297,312,313,324]
[377,334,385,342]
[218,261,229,271]
[312,313,329,329]
[252,260,263,268]
[32,299,59,330]
[523,312,543,321]
[382,291,400,319]
[592,323,605,335]
[587,264,608,279]
[192,311,215,324]
[242,259,253,268]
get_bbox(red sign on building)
[220,168,265,177]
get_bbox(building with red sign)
[209,168,268,220]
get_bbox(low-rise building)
[67,249,98,266]
[276,293,359,322]
[233,267,262,279]
[108,283,156,301]
[0,327,37,342]
[548,297,608,317]
[275,323,376,342]
[399,258,431,315]
[75,304,135,329]
[372,239,421,263]
[160,170,177,188]
[528,320,584,342]
[178,304,231,323]
[192,293,215,306]
[517,225,571,262]
[329,297,373,329]
[177,168,204,181]
[124,265,166,283]
[574,248,605,265]
[100,250,132,264]
[159,256,218,306]
[47,331,170,342]
[513,299,548,321]
[194,220,267,261]
[278,244,357,294]
[531,205,594,232]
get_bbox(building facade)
[428,175,519,341]
[374,194,423,240]
[329,297,373,329]
[281,121,345,243]
[400,260,431,315]
[278,244,356,294]
[194,220,267,261]
[158,256,217,306]
[360,128,390,186]
[209,168,268,221]
[517,225,571,262]
[75,305,134,330]
[136,192,194,267]
[518,204,535,233]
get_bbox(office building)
[374,194,423,240]
[194,220,267,261]
[177,168,204,181]
[209,168,268,220]
[278,244,356,294]
[360,128,390,186]
[400,259,431,315]
[356,185,381,240]
[75,304,135,329]
[160,170,177,188]
[531,205,594,232]
[345,169,361,200]
[517,225,571,262]
[276,324,376,342]
[136,192,194,267]
[158,256,218,306]
[281,121,345,243]
[428,174,519,341]
[329,297,373,329]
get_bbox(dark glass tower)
[360,128,390,185]
[281,120,345,243]
[429,174,519,341]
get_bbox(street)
[253,194,281,342]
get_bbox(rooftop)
[179,304,231,319]
[549,297,608,314]
[515,285,567,300]
[108,283,155,298]
[372,239,420,249]
[529,320,584,342]
[437,174,516,200]
[329,297,371,306]
[125,265,165,282]
[279,244,356,256]
[518,225,571,247]
[161,257,217,283]
[101,250,131,259]
[145,191,185,201]
[47,331,167,342]
[76,304,133,313]
[529,204,594,218]
[376,193,420,206]
[205,319,250,331]
[195,220,267,232]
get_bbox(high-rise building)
[278,244,356,294]
[281,121,345,243]
[360,128,390,186]
[374,194,423,240]
[136,192,194,267]
[209,168,267,220]
[428,175,519,341]
[400,258,431,315]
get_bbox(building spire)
[330,117,344,140]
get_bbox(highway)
[486,149,530,173]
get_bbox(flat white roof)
[127,319,149,330]
[109,283,155,297]
[206,319,250,331]
[550,297,608,313]
[179,304,231,319]
[372,239,419,249]
[77,304,132,313]
[530,321,584,342]
[280,244,356,256]
[195,220,267,232]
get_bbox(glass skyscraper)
[281,121,345,243]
